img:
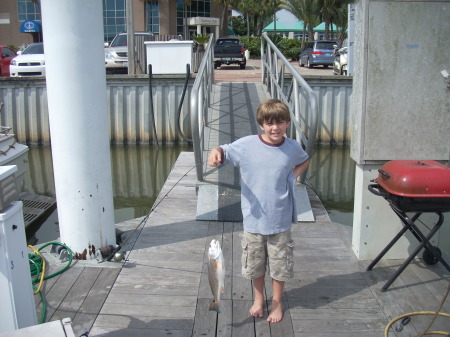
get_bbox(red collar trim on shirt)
[258,134,285,147]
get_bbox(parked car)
[213,37,246,69]
[299,41,336,68]
[10,42,45,77]
[333,46,348,75]
[105,32,153,74]
[0,46,17,77]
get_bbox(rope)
[0,139,17,155]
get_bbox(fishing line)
[106,159,208,262]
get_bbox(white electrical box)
[145,40,193,74]
[0,199,37,333]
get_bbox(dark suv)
[299,41,336,68]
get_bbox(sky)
[275,9,299,26]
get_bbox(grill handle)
[378,169,391,179]
[368,183,389,197]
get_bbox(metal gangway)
[190,33,319,221]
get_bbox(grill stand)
[366,208,450,291]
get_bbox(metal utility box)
[145,40,194,74]
[0,197,37,333]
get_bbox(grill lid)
[375,160,450,198]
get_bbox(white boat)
[0,126,29,193]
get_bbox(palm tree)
[214,0,240,37]
[333,0,350,47]
[318,0,337,40]
[256,0,282,36]
[281,0,320,45]
[237,0,259,39]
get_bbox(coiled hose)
[384,283,450,336]
[29,241,73,324]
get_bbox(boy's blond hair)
[256,99,291,125]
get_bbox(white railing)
[190,34,214,181]
[261,32,319,182]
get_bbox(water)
[24,144,192,244]
[24,144,355,244]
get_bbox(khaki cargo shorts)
[241,230,294,281]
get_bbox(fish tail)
[209,300,221,313]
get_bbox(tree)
[230,16,248,36]
[237,0,259,39]
[333,0,351,47]
[281,0,320,45]
[318,0,337,40]
[256,0,282,36]
[214,0,240,37]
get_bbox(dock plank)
[40,265,84,321]
[71,268,121,336]
[50,267,102,321]
[192,298,220,337]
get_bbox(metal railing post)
[190,34,215,182]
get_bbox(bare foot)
[249,302,264,318]
[267,300,283,323]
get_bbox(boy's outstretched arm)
[208,147,223,167]
[293,159,310,179]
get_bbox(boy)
[207,99,309,323]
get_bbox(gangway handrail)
[261,32,319,183]
[190,34,214,181]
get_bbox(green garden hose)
[28,241,73,324]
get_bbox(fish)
[208,239,225,313]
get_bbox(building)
[0,0,227,49]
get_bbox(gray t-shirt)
[220,135,309,235]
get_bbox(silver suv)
[105,32,153,73]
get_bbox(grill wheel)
[422,246,442,265]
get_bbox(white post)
[126,0,136,75]
[40,0,116,255]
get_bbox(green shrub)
[283,47,301,61]
[240,36,261,58]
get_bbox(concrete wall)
[351,0,450,163]
[0,76,353,145]
[351,0,450,260]
[0,76,194,145]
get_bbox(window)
[176,0,211,36]
[2,47,16,57]
[146,1,159,34]
[103,0,126,43]
[17,0,40,21]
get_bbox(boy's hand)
[208,147,222,167]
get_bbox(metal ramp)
[196,82,314,222]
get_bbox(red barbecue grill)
[367,160,450,291]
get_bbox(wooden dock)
[29,82,449,337]
[34,151,450,336]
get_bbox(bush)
[280,39,301,61]
[240,36,261,58]
[238,35,301,61]
[283,47,301,61]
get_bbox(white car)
[10,43,45,77]
[105,32,153,74]
[333,46,348,76]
